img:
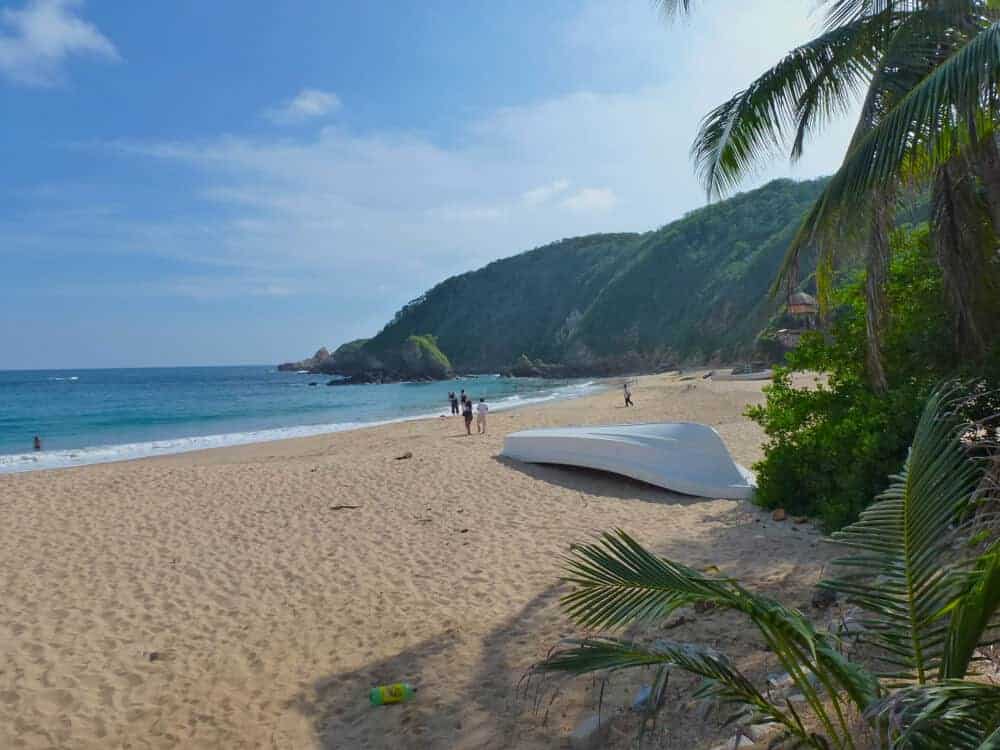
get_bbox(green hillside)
[366,177,828,373]
[366,232,644,370]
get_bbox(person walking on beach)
[449,391,459,415]
[460,389,467,407]
[476,397,489,434]
[624,382,634,407]
[462,396,474,435]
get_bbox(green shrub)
[747,224,986,530]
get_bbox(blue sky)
[0,0,857,369]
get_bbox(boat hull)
[501,422,754,500]
[711,369,774,381]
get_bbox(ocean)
[0,366,601,474]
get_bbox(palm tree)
[656,1,1000,389]
[534,382,1000,748]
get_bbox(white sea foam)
[0,380,603,474]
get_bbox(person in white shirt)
[476,397,489,434]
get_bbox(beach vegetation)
[745,224,995,529]
[535,383,1000,748]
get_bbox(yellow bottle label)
[381,684,406,703]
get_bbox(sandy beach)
[0,371,834,749]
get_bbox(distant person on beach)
[449,391,459,415]
[624,382,634,407]
[476,397,488,434]
[462,397,474,435]
[460,389,467,406]
[33,435,42,451]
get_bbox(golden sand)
[0,371,832,749]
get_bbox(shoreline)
[0,378,607,475]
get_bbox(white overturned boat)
[502,422,755,500]
[711,369,774,381]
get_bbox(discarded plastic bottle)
[370,683,417,705]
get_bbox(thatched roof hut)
[787,291,819,316]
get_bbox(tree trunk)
[932,159,993,360]
[865,194,893,393]
[975,133,1000,235]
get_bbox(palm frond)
[651,0,699,19]
[942,540,1000,677]
[823,382,984,681]
[534,636,818,746]
[774,5,986,292]
[555,530,879,745]
[560,529,740,629]
[867,680,1000,748]
[806,20,1000,224]
[692,16,884,198]
[822,0,901,33]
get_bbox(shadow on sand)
[493,454,705,507]
[289,584,570,749]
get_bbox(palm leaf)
[822,1,900,34]
[941,540,1000,677]
[535,636,818,746]
[823,382,984,681]
[552,530,879,746]
[692,16,884,198]
[800,20,1000,235]
[773,3,987,292]
[867,680,1000,748]
[651,0,699,19]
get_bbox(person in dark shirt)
[462,397,474,435]
[448,391,459,415]
[33,435,42,451]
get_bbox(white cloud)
[264,88,341,124]
[108,71,847,290]
[522,179,571,206]
[0,0,119,87]
[428,204,506,222]
[560,187,617,213]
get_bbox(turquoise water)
[0,366,600,473]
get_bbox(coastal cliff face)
[279,177,828,381]
[279,336,453,384]
[277,347,331,372]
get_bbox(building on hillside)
[787,291,819,318]
[787,291,819,330]
[774,292,820,351]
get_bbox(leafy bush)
[747,225,974,530]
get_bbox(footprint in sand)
[34,688,76,715]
